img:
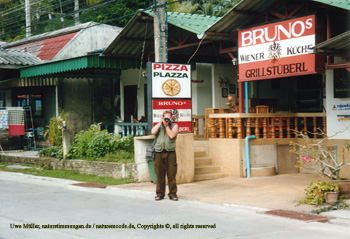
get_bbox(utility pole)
[25,0,31,37]
[153,0,167,63]
[74,0,79,25]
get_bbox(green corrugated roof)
[145,10,221,34]
[20,55,140,78]
[312,0,350,10]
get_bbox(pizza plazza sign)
[151,63,192,133]
[238,15,316,81]
[152,63,191,98]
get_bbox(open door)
[124,85,138,122]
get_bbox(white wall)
[192,63,212,115]
[211,64,238,108]
[326,69,350,139]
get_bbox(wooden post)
[228,118,233,138]
[279,117,283,138]
[191,118,194,133]
[313,117,317,138]
[195,118,199,136]
[237,118,242,139]
[219,118,225,138]
[323,117,327,137]
[287,117,291,138]
[247,118,251,136]
[255,118,260,139]
[263,118,267,139]
[271,118,275,139]
[238,82,245,113]
[303,117,307,135]
[294,117,298,137]
[211,118,215,138]
[154,0,167,62]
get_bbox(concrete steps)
[194,172,229,182]
[194,139,228,182]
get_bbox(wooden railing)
[192,115,205,137]
[208,113,327,139]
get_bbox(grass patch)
[94,151,134,163]
[0,163,135,185]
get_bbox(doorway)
[124,85,138,122]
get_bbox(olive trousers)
[154,150,177,198]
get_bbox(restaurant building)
[193,0,350,180]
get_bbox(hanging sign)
[152,63,191,98]
[152,99,192,132]
[0,110,8,130]
[238,15,316,82]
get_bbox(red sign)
[238,15,316,81]
[152,99,192,133]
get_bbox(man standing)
[151,110,179,201]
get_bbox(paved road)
[0,171,349,239]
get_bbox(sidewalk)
[110,174,350,226]
[110,174,323,211]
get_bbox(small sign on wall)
[337,115,350,121]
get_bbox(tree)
[81,0,153,27]
[167,0,240,16]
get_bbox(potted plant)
[290,129,350,198]
[298,180,339,206]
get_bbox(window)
[16,94,43,117]
[334,68,350,98]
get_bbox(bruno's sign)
[238,15,316,81]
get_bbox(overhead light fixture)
[197,32,206,39]
[232,58,238,66]
[307,48,316,54]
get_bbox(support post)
[153,0,167,63]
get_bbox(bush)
[298,180,339,205]
[39,146,63,158]
[45,110,69,146]
[67,124,134,160]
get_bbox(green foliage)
[81,0,153,27]
[167,0,239,16]
[45,110,69,146]
[67,124,134,160]
[298,180,339,206]
[39,146,63,159]
[95,151,134,164]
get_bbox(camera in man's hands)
[164,117,171,125]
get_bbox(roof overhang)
[103,10,223,63]
[312,30,350,57]
[205,0,278,41]
[20,55,141,78]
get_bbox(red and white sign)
[152,99,192,133]
[152,63,191,98]
[238,15,316,81]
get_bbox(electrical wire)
[2,0,76,28]
[0,0,119,38]
[187,33,207,64]
[137,16,149,90]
